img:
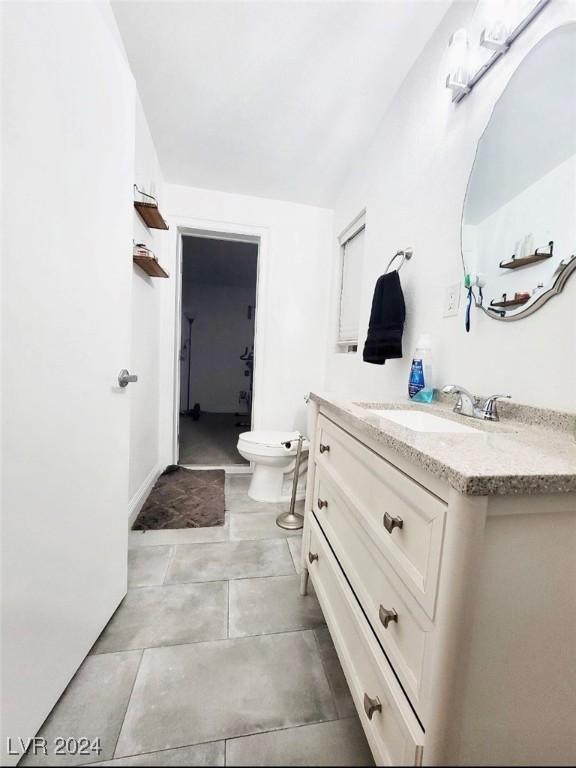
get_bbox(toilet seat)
[239,430,301,449]
[238,431,309,459]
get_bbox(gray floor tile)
[22,651,142,766]
[179,413,248,466]
[226,718,374,766]
[115,631,337,757]
[229,575,324,637]
[128,546,172,587]
[314,627,356,719]
[225,495,279,513]
[287,536,303,573]
[165,539,294,583]
[277,500,305,515]
[230,512,301,540]
[92,740,224,766]
[225,474,252,497]
[128,517,229,549]
[92,582,228,654]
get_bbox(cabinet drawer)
[315,414,446,617]
[314,470,432,718]
[308,515,425,767]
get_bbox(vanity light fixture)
[446,0,551,103]
[480,22,510,53]
[445,28,471,98]
[480,0,514,52]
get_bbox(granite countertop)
[310,392,576,496]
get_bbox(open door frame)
[171,223,269,466]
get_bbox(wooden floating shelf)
[134,200,169,230]
[500,252,552,270]
[490,296,529,309]
[499,241,553,270]
[133,254,169,278]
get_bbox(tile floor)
[178,414,249,465]
[23,473,373,767]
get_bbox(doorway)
[178,234,258,466]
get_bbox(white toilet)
[237,430,309,502]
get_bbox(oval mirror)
[461,23,576,321]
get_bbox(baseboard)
[128,463,163,528]
[178,464,252,473]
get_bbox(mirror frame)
[460,23,576,322]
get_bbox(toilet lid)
[239,430,301,448]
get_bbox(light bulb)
[446,28,471,95]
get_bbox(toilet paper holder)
[276,433,307,531]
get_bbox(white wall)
[158,186,334,463]
[129,97,166,505]
[180,282,256,413]
[325,1,576,413]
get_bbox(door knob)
[363,693,382,720]
[379,605,398,629]
[317,498,328,510]
[383,512,403,534]
[308,551,319,564]
[319,443,330,454]
[118,369,138,388]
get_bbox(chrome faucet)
[482,393,512,422]
[442,385,511,422]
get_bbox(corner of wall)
[128,90,168,500]
[127,461,164,527]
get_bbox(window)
[337,211,366,350]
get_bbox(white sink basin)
[372,409,481,434]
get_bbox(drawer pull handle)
[383,512,404,534]
[308,551,319,564]
[363,693,382,721]
[317,498,328,510]
[379,605,398,629]
[319,443,330,454]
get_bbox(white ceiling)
[112,1,450,206]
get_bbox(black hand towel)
[363,270,406,365]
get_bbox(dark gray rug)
[132,468,225,530]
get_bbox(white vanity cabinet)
[301,399,576,766]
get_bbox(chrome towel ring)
[385,248,413,273]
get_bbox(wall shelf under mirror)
[489,295,529,310]
[499,241,554,270]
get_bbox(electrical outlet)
[443,282,461,317]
